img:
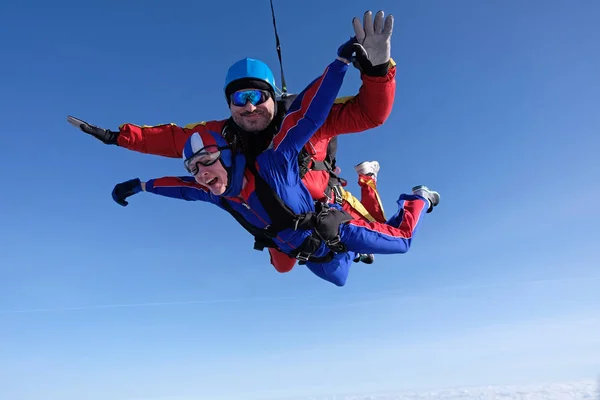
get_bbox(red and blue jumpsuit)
[143,59,431,287]
[112,60,396,274]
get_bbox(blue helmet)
[224,58,277,101]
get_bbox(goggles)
[230,89,270,107]
[184,145,229,175]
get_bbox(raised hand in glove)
[67,115,120,145]
[352,10,394,77]
[112,178,143,206]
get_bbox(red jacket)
[116,64,396,201]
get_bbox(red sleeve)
[313,61,397,142]
[116,120,226,158]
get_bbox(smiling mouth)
[242,111,263,117]
[207,177,218,186]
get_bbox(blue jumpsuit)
[144,58,431,286]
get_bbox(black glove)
[352,10,394,77]
[67,115,120,145]
[337,36,359,62]
[112,178,142,207]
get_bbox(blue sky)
[1,0,599,399]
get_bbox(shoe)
[354,161,380,180]
[353,253,375,264]
[412,185,440,213]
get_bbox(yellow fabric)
[118,122,205,129]
[338,187,376,223]
[333,96,355,104]
[183,121,207,129]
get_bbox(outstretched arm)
[115,123,195,157]
[317,63,395,138]
[270,57,350,160]
[112,176,213,206]
[67,116,220,158]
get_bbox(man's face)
[193,161,229,196]
[230,88,275,132]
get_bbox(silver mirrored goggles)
[184,145,230,175]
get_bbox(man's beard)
[230,117,277,161]
[236,110,271,132]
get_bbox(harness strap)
[219,197,278,250]
[246,160,299,234]
[331,185,345,206]
[289,202,352,263]
[309,160,329,171]
[221,195,352,264]
[218,141,352,263]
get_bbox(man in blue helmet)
[110,35,440,287]
[69,10,398,273]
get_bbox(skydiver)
[110,30,441,287]
[68,10,397,273]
